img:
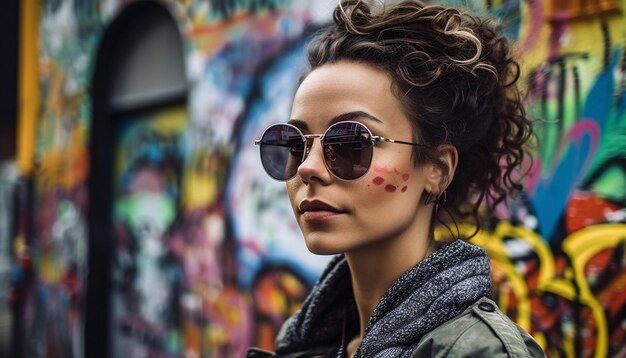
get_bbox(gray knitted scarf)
[275,239,492,357]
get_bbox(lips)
[299,199,345,222]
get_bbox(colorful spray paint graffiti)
[111,106,187,356]
[15,0,626,357]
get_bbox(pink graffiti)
[548,13,567,59]
[525,157,543,196]
[554,119,601,178]
[520,0,544,53]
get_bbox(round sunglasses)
[254,121,428,181]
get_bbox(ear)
[424,144,458,196]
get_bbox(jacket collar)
[276,240,493,357]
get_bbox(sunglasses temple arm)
[373,136,425,147]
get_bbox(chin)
[304,234,343,256]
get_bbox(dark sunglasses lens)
[324,122,373,180]
[259,125,304,180]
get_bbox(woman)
[251,0,545,356]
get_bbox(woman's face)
[286,61,435,255]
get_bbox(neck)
[345,231,435,340]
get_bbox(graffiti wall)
[17,0,626,357]
[0,161,17,355]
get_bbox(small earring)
[424,191,439,206]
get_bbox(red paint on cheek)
[401,186,408,192]
[402,173,410,181]
[374,166,401,175]
[385,185,397,192]
[373,177,385,186]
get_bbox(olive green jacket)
[412,297,545,357]
[247,297,545,357]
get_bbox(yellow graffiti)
[438,222,626,358]
[36,61,91,192]
[182,150,222,209]
[468,224,535,331]
[114,105,188,183]
[17,0,40,176]
[559,224,626,358]
[37,144,89,191]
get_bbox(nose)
[296,138,333,184]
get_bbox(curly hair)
[303,0,533,236]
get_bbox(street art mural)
[111,106,188,357]
[12,0,626,357]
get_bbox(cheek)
[366,167,412,194]
[285,181,300,208]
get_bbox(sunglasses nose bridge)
[302,134,323,159]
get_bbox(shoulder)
[413,297,545,358]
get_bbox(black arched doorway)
[88,2,187,358]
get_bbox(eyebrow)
[288,111,382,131]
